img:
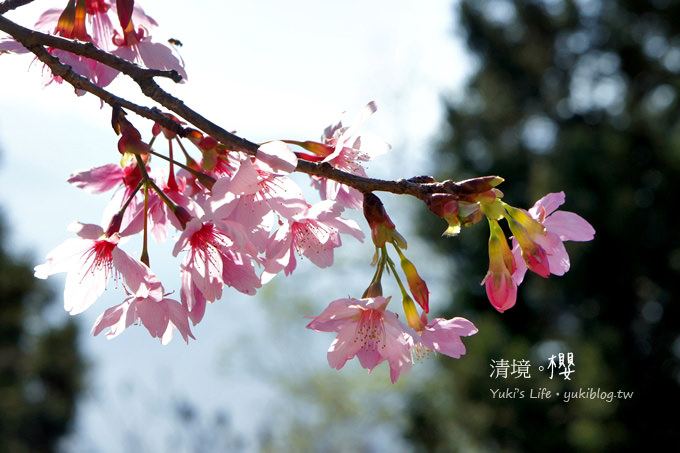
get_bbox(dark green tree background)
[0,214,86,452]
[406,0,680,451]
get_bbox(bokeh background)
[1,0,678,451]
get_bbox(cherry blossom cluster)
[0,0,595,382]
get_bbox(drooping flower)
[34,222,155,315]
[91,278,195,344]
[262,199,363,282]
[482,218,517,312]
[306,296,414,383]
[172,217,260,321]
[504,204,551,278]
[363,192,406,249]
[418,316,478,359]
[401,292,478,359]
[512,191,595,285]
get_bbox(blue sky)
[0,1,471,450]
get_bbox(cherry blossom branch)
[7,2,597,378]
[0,15,182,81]
[0,13,496,201]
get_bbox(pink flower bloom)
[307,297,413,383]
[173,218,261,320]
[418,317,478,359]
[91,278,195,344]
[256,141,298,175]
[294,102,390,209]
[68,162,126,193]
[262,200,363,281]
[34,222,155,315]
[512,191,595,285]
[68,161,148,236]
[482,219,517,312]
[505,205,551,278]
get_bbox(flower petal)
[544,211,595,242]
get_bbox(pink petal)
[34,238,92,279]
[485,271,517,313]
[530,191,565,218]
[112,247,155,298]
[136,297,170,338]
[0,39,29,53]
[68,164,124,193]
[257,141,298,174]
[70,222,105,240]
[544,211,595,241]
[539,232,571,276]
[222,251,261,295]
[136,40,187,81]
[164,298,195,343]
[509,240,527,286]
[91,302,128,337]
[327,326,363,370]
[306,298,360,332]
[64,260,108,314]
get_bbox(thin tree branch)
[0,14,497,201]
[0,0,33,15]
[0,15,182,82]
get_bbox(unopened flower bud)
[105,212,124,236]
[362,280,383,298]
[152,113,183,139]
[455,175,504,195]
[172,206,193,230]
[426,193,459,218]
[363,192,407,249]
[504,208,550,278]
[397,249,429,313]
[402,295,425,331]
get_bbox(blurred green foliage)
[405,0,680,451]
[0,216,86,452]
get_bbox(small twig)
[0,0,34,15]
[0,14,493,201]
[0,16,182,82]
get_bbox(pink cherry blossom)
[482,219,518,312]
[296,102,390,209]
[91,278,195,344]
[172,217,261,320]
[262,200,364,282]
[34,222,155,315]
[307,297,413,383]
[68,161,147,236]
[512,191,595,285]
[418,317,478,359]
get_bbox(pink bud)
[399,253,429,313]
[172,206,193,230]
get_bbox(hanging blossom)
[34,222,155,315]
[261,199,364,282]
[479,191,595,312]
[511,191,596,285]
[91,276,194,344]
[307,296,478,383]
[306,297,415,383]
